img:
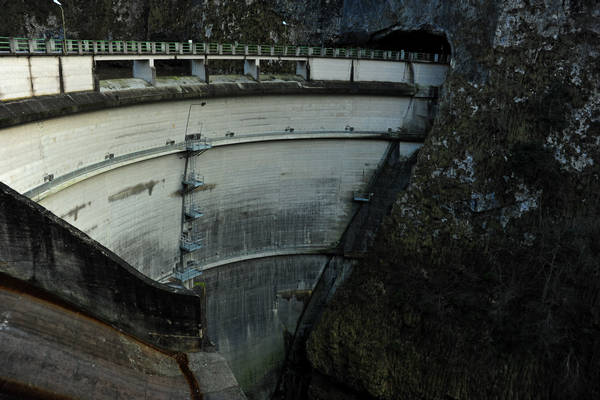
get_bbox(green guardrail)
[0,37,10,52]
[221,43,233,55]
[166,42,177,53]
[208,42,218,54]
[259,44,271,55]
[181,41,192,54]
[298,46,309,56]
[13,37,29,52]
[0,36,449,64]
[285,45,296,56]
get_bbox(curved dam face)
[0,82,433,398]
[1,93,425,278]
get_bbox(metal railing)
[0,36,450,64]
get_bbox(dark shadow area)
[370,29,451,54]
[155,59,189,77]
[95,61,133,80]
[207,60,244,76]
[260,60,296,75]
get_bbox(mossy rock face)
[0,0,292,44]
[306,1,600,399]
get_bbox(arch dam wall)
[0,60,447,398]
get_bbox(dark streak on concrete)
[60,203,87,221]
[174,353,203,400]
[108,180,160,202]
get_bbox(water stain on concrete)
[84,225,98,235]
[60,201,91,221]
[278,289,312,304]
[108,180,160,202]
[171,183,217,197]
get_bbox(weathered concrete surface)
[0,287,193,399]
[186,139,390,268]
[0,182,203,352]
[0,92,422,195]
[199,254,329,400]
[37,154,185,280]
[0,90,424,279]
[0,80,416,129]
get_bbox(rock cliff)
[304,0,600,398]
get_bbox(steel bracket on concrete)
[180,239,203,253]
[182,174,204,190]
[353,192,373,203]
[185,208,204,220]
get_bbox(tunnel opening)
[369,28,451,55]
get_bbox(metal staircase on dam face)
[175,133,212,285]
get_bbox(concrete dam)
[0,38,449,399]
